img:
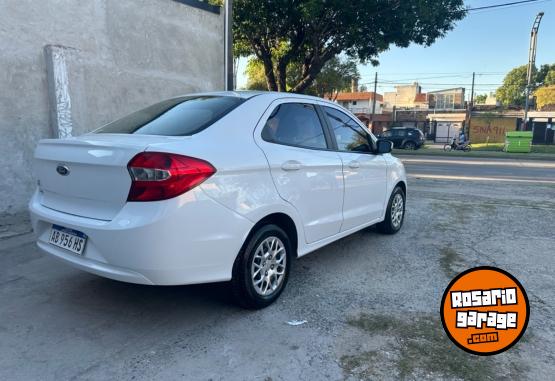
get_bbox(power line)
[467,0,547,12]
[371,81,503,86]
[360,72,506,79]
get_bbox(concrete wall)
[0,0,225,215]
[384,84,422,109]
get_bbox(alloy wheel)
[391,193,404,228]
[251,236,287,296]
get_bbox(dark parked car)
[381,127,425,150]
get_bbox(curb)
[392,149,555,162]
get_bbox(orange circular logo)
[440,266,529,356]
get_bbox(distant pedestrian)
[459,129,466,144]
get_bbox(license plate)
[48,225,87,255]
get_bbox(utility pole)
[524,12,544,131]
[370,72,377,132]
[224,0,234,91]
[467,72,475,140]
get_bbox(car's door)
[321,106,388,231]
[255,100,344,244]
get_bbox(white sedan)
[29,91,407,308]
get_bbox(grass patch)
[439,246,462,278]
[471,143,555,153]
[532,145,555,154]
[471,143,504,151]
[394,142,555,158]
[342,313,526,380]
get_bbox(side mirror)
[376,139,393,154]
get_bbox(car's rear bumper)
[29,188,254,285]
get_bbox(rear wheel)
[231,224,291,309]
[404,141,416,150]
[376,186,406,234]
[464,144,472,152]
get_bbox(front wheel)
[231,224,292,309]
[443,144,453,152]
[376,186,406,234]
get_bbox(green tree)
[474,94,488,104]
[535,86,555,110]
[244,56,359,97]
[313,57,359,98]
[244,59,268,90]
[233,0,466,93]
[496,63,555,106]
[495,65,528,107]
[544,68,555,86]
[536,64,555,85]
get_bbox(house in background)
[485,93,500,106]
[383,83,427,109]
[330,91,384,115]
[427,113,467,143]
[356,113,392,135]
[414,93,429,109]
[427,88,465,110]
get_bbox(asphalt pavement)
[399,155,555,184]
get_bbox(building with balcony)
[427,88,465,110]
[330,92,384,115]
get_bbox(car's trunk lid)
[34,134,184,220]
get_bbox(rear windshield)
[93,96,244,136]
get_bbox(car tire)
[404,141,416,150]
[231,224,292,309]
[376,186,406,234]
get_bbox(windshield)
[93,96,244,136]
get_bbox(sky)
[236,0,555,99]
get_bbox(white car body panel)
[29,91,407,286]
[253,98,344,244]
[337,151,388,231]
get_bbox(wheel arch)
[240,212,299,258]
[395,180,407,196]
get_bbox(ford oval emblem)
[56,165,70,176]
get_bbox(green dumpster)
[504,131,532,153]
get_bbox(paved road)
[398,155,555,184]
[1,167,555,380]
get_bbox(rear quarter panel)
[146,95,306,246]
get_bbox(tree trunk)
[291,62,322,93]
[290,49,337,94]
[261,55,278,91]
[276,62,287,92]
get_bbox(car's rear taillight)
[127,152,216,202]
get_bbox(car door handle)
[281,160,302,171]
[348,160,360,169]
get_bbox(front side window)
[323,107,372,153]
[93,96,244,136]
[261,103,328,149]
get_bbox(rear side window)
[262,103,328,149]
[93,96,244,136]
[386,129,403,137]
[323,107,372,152]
